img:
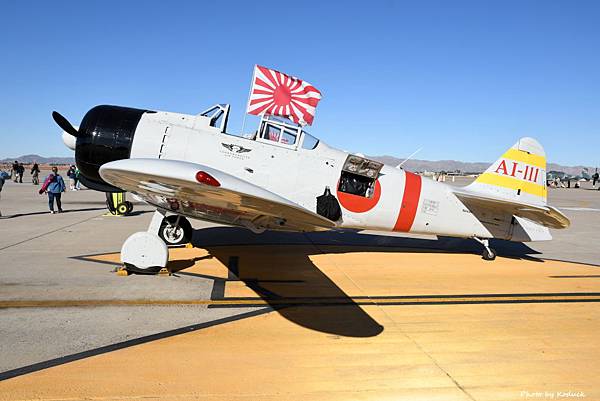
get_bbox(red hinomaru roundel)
[337,180,382,213]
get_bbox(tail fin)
[467,137,547,205]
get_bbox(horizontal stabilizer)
[511,216,552,242]
[454,190,570,229]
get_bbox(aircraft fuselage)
[128,109,500,240]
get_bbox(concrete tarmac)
[0,172,599,400]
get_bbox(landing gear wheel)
[116,202,129,215]
[158,215,193,246]
[482,247,497,261]
[125,201,134,214]
[121,231,168,273]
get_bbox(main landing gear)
[473,237,497,261]
[158,215,193,246]
[121,210,192,273]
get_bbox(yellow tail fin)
[468,137,547,205]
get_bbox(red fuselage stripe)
[393,172,422,232]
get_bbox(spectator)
[17,163,24,183]
[555,176,564,188]
[30,163,40,185]
[0,172,4,217]
[67,165,76,190]
[74,166,81,190]
[593,171,599,188]
[12,161,18,182]
[42,167,66,214]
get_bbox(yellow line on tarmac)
[0,300,222,308]
[1,294,599,309]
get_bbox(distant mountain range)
[370,155,594,176]
[0,154,75,165]
[1,154,594,176]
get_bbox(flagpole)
[241,65,257,135]
[240,111,248,136]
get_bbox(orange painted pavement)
[1,246,599,401]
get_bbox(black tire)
[125,201,134,214]
[116,202,129,215]
[158,215,193,246]
[482,248,497,261]
[105,193,116,214]
[123,263,162,274]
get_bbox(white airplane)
[52,103,569,272]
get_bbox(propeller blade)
[52,111,80,137]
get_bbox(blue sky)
[0,0,598,166]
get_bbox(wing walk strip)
[2,293,600,309]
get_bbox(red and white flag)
[246,65,322,126]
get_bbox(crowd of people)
[0,162,82,217]
[548,171,600,190]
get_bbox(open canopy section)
[198,104,230,133]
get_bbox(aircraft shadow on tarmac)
[193,226,543,258]
[170,227,543,338]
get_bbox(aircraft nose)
[62,130,76,151]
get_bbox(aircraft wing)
[99,158,336,232]
[453,190,570,229]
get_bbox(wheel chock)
[116,267,130,276]
[185,242,194,249]
[158,268,171,276]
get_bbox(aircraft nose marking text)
[494,159,540,183]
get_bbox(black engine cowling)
[75,105,149,192]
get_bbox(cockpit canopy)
[255,116,320,150]
[199,104,320,151]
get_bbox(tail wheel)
[116,202,129,215]
[159,215,193,246]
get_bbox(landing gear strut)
[473,237,497,261]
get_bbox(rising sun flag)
[246,65,322,126]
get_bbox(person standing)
[593,171,599,188]
[74,166,81,190]
[0,172,5,217]
[556,176,563,188]
[11,161,18,182]
[17,163,24,183]
[67,165,76,190]
[30,163,40,185]
[43,167,66,214]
